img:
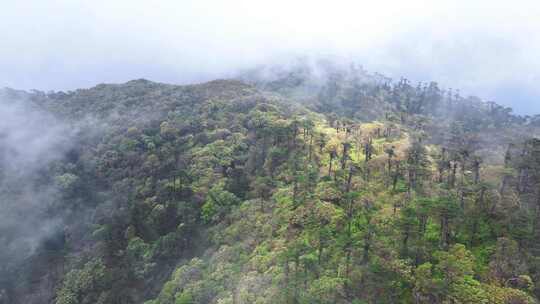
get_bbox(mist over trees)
[0,93,75,297]
[1,61,540,304]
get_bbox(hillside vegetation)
[1,61,540,304]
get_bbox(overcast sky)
[1,0,539,114]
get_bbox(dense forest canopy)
[1,61,540,304]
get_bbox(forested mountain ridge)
[1,62,540,304]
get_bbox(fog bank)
[1,0,539,114]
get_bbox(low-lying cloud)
[0,95,72,271]
[1,0,539,114]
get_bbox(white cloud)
[0,0,539,113]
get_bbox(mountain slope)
[1,65,540,304]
